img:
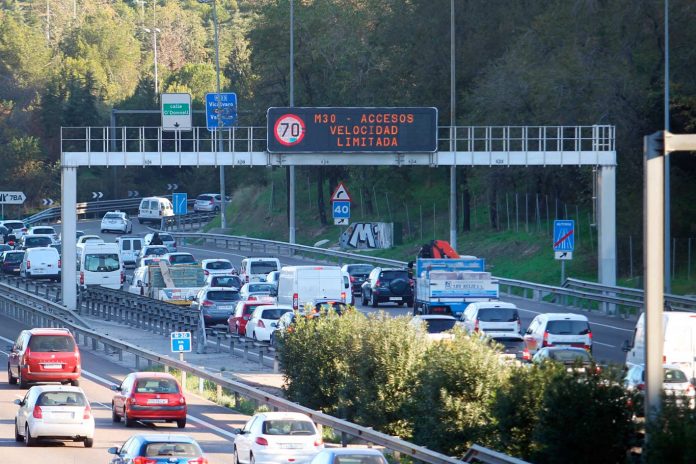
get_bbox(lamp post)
[288,0,296,244]
[199,0,227,228]
[142,27,160,96]
[449,0,456,250]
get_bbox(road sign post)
[553,220,575,285]
[161,93,192,131]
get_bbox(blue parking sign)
[553,220,575,252]
[170,332,192,353]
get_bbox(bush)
[643,398,696,463]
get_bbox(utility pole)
[288,0,296,244]
[449,0,457,250]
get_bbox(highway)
[0,314,245,463]
[54,218,636,365]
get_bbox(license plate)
[147,398,168,404]
[389,297,402,301]
[43,363,62,369]
[279,444,303,449]
[218,305,233,310]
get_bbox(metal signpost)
[161,93,192,131]
[170,331,192,362]
[0,191,26,220]
[331,183,351,226]
[553,220,575,284]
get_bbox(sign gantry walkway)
[60,124,616,310]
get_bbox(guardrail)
[0,283,471,464]
[168,231,696,318]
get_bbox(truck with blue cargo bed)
[413,258,499,317]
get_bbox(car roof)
[323,449,385,457]
[413,315,457,321]
[165,252,192,256]
[471,302,517,309]
[256,411,314,420]
[487,332,524,341]
[255,305,293,311]
[29,328,72,336]
[202,258,230,263]
[541,346,589,353]
[204,287,240,292]
[131,371,178,380]
[239,300,273,306]
[131,433,198,443]
[541,312,588,321]
[30,385,85,394]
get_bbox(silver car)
[191,287,242,327]
[194,193,222,212]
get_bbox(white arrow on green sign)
[161,93,192,131]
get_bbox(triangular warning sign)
[331,182,352,202]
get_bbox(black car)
[342,264,374,295]
[489,334,530,363]
[361,267,413,308]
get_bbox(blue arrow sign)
[553,220,575,252]
[206,92,238,130]
[170,331,191,353]
[332,201,350,219]
[172,192,187,216]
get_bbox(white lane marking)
[593,341,616,348]
[0,334,238,439]
[517,308,634,333]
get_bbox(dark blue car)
[1,250,24,275]
[108,434,207,464]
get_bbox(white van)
[116,236,144,267]
[624,312,696,382]
[460,302,521,335]
[20,247,60,280]
[137,197,174,224]
[76,242,123,289]
[240,257,281,284]
[277,265,345,310]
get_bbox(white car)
[201,258,236,277]
[163,252,197,266]
[233,411,324,464]
[27,226,59,243]
[143,232,177,253]
[14,385,95,447]
[245,305,293,341]
[240,282,277,301]
[624,363,696,408]
[409,315,458,341]
[101,211,132,234]
[76,235,104,245]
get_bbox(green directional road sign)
[161,93,192,131]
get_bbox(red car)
[7,328,81,389]
[228,301,274,336]
[111,372,187,428]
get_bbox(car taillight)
[542,330,552,347]
[202,300,214,307]
[80,272,84,285]
[188,458,208,464]
[26,260,30,269]
[375,280,381,287]
[517,320,521,333]
[474,319,479,333]
[687,384,695,396]
[83,404,92,419]
[121,271,125,284]
[255,437,268,446]
[33,405,42,419]
[248,296,257,301]
[522,347,531,362]
[209,200,214,204]
[292,293,299,310]
[133,458,157,464]
[409,279,415,287]
[349,275,355,282]
[204,270,209,275]
[637,383,645,391]
[258,320,266,328]
[173,240,177,247]
[179,395,186,404]
[58,259,61,268]
[128,397,137,405]
[314,439,323,447]
[341,292,346,302]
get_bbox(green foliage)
[644,399,696,463]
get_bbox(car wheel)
[370,293,378,308]
[7,365,16,385]
[270,333,276,348]
[14,420,22,442]
[111,404,120,423]
[361,291,368,306]
[138,219,143,224]
[70,379,80,387]
[214,206,220,213]
[176,419,186,429]
[24,425,36,447]
[124,410,135,428]
[398,301,405,306]
[84,437,94,448]
[253,331,258,341]
[18,370,27,389]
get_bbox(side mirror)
[190,296,197,301]
[110,385,121,391]
[136,280,143,287]
[107,447,119,455]
[13,399,23,406]
[270,288,278,297]
[621,340,631,353]
[270,322,278,328]
[233,428,244,435]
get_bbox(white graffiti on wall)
[341,222,393,249]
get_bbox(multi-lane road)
[52,218,638,365]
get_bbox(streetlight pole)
[212,0,227,229]
[449,0,457,250]
[664,0,671,293]
[288,0,296,244]
[142,27,160,96]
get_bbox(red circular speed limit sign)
[273,114,306,146]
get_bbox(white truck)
[277,265,346,310]
[624,311,696,381]
[127,261,206,306]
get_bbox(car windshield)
[330,455,388,464]
[212,276,242,288]
[422,319,457,333]
[84,254,120,272]
[159,234,174,242]
[379,270,408,280]
[664,368,688,383]
[4,252,23,263]
[135,378,180,393]
[25,237,52,247]
[170,254,195,264]
[198,195,214,201]
[249,283,273,293]
[261,308,292,320]
[37,391,86,407]
[33,228,54,235]
[206,261,232,270]
[262,419,315,435]
[144,442,200,458]
[104,213,122,219]
[546,320,590,335]
[28,335,75,352]
[478,307,519,322]
[491,337,526,352]
[349,265,373,275]
[4,221,24,230]
[206,291,241,302]
[548,350,592,362]
[250,262,278,274]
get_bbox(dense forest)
[1,0,695,254]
